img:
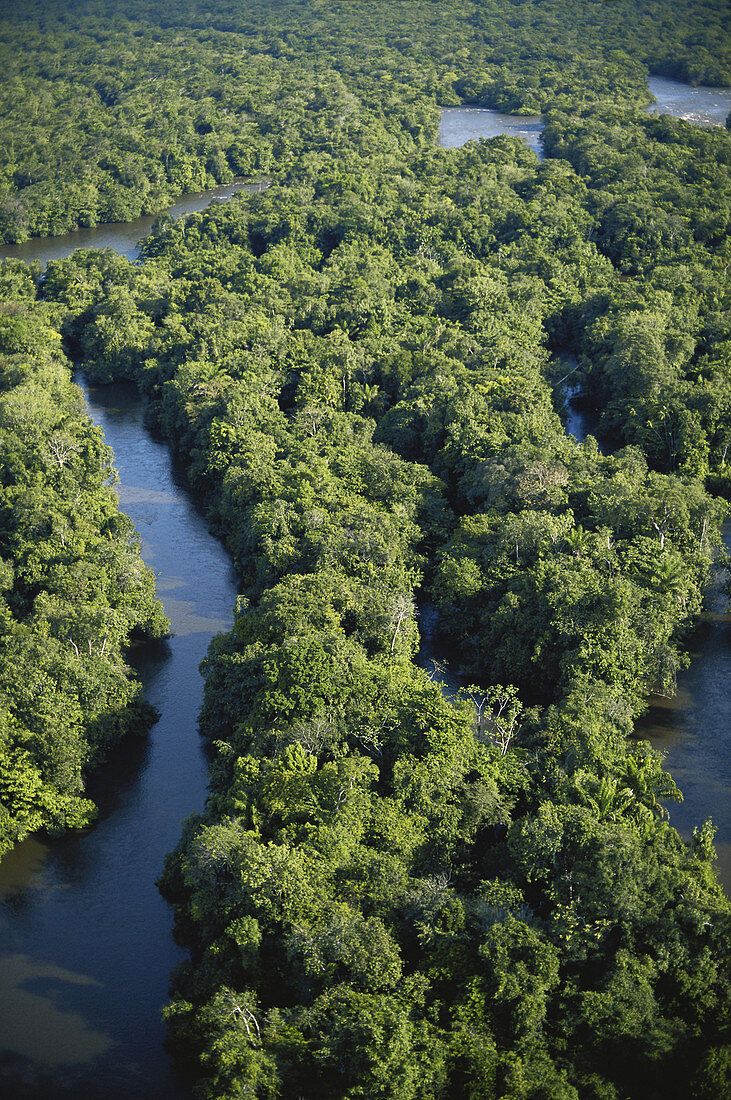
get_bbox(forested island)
[1,1,730,1098]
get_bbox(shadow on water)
[550,352,608,452]
[638,547,731,895]
[563,383,606,451]
[415,602,464,700]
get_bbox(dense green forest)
[0,262,168,858]
[1,0,730,1097]
[0,0,729,241]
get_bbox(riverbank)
[0,379,238,1098]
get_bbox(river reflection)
[415,603,463,700]
[0,381,239,1099]
[0,956,110,1068]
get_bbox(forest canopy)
[0,0,730,1098]
[0,0,729,241]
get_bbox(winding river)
[0,77,729,1094]
[438,74,731,155]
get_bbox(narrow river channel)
[561,357,731,896]
[0,379,238,1098]
[639,526,731,895]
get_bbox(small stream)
[415,603,463,700]
[564,384,600,446]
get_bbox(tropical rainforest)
[0,263,168,858]
[0,0,730,1098]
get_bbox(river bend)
[0,80,729,1092]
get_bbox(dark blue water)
[639,537,731,895]
[0,381,238,1098]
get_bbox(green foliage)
[3,0,730,1096]
[0,291,167,858]
[0,0,729,242]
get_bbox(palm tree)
[620,752,682,819]
[574,773,635,821]
[653,552,688,607]
[564,524,590,559]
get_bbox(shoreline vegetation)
[1,1,730,1098]
[0,287,169,859]
[0,0,729,245]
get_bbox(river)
[0,380,238,1098]
[439,106,544,157]
[0,78,729,1093]
[0,178,267,266]
[648,75,731,126]
[638,528,731,895]
[438,74,731,155]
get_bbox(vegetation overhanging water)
[0,5,729,1093]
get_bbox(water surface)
[564,383,602,446]
[0,380,239,1098]
[638,531,731,895]
[415,603,463,700]
[0,178,267,265]
[648,75,731,126]
[439,106,544,157]
[438,75,731,160]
